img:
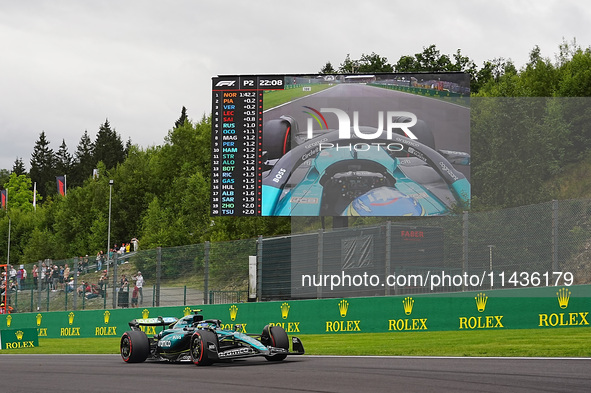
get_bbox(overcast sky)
[1,0,590,171]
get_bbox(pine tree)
[71,130,95,186]
[12,157,26,176]
[175,106,188,128]
[55,139,73,176]
[29,131,55,200]
[93,119,125,169]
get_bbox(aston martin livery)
[261,115,470,216]
[120,310,304,366]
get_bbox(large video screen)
[211,73,470,217]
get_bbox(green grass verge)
[3,328,590,357]
[263,84,334,111]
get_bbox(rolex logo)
[68,312,75,325]
[403,297,414,315]
[6,314,12,327]
[104,310,111,324]
[475,293,488,312]
[338,300,349,318]
[229,305,238,321]
[142,309,150,319]
[281,302,290,319]
[15,330,24,340]
[557,288,570,309]
[183,307,192,316]
[36,313,43,326]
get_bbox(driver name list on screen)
[211,75,284,216]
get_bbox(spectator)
[131,285,139,308]
[63,264,70,284]
[21,265,27,290]
[66,277,75,293]
[96,250,103,272]
[59,265,65,290]
[82,255,89,273]
[132,271,144,305]
[131,237,139,252]
[119,243,127,263]
[16,265,23,291]
[43,264,51,290]
[120,274,129,291]
[40,263,46,290]
[32,265,38,288]
[77,281,89,297]
[8,265,17,285]
[52,265,60,291]
[98,270,108,296]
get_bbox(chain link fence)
[260,199,591,299]
[3,199,591,312]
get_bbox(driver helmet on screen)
[344,186,425,216]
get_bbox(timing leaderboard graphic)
[211,73,470,217]
[211,75,284,216]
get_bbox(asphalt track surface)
[1,354,590,392]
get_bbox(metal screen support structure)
[203,241,210,305]
[385,221,392,296]
[112,253,118,309]
[317,229,324,299]
[256,236,263,302]
[73,257,79,311]
[552,200,559,273]
[462,211,469,291]
[156,247,162,307]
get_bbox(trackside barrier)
[368,83,469,100]
[0,328,38,349]
[0,285,589,339]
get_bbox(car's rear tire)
[120,330,149,363]
[262,325,289,361]
[190,330,217,366]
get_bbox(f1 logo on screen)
[215,80,236,87]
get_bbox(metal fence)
[3,199,591,312]
[259,199,591,299]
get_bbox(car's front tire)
[263,117,294,160]
[190,330,217,366]
[262,325,289,361]
[120,330,149,363]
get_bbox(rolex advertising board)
[0,286,588,339]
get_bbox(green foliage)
[93,119,126,170]
[55,139,73,176]
[174,106,189,129]
[29,131,55,199]
[1,168,10,190]
[319,61,336,74]
[12,158,26,176]
[4,173,37,211]
[70,130,95,188]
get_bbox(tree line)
[1,40,591,266]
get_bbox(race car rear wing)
[128,316,178,329]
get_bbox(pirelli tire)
[120,330,150,363]
[262,325,289,361]
[190,330,218,366]
[263,117,294,161]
